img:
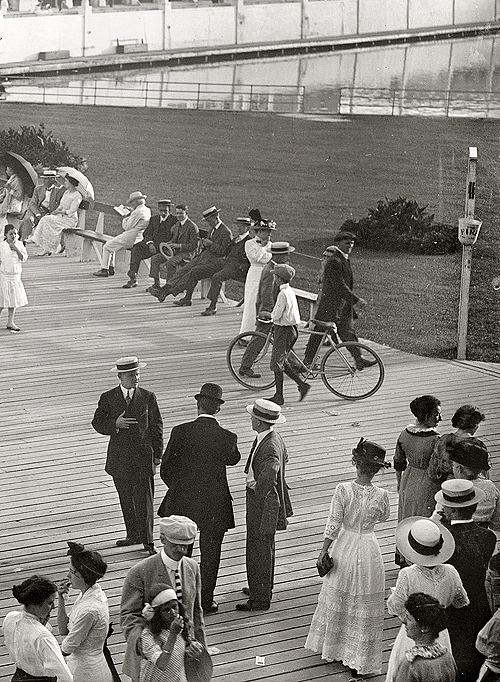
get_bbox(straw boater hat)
[127,191,147,203]
[194,383,224,404]
[271,241,295,254]
[157,199,172,206]
[201,206,220,220]
[395,517,455,566]
[235,216,251,226]
[246,398,286,424]
[435,479,485,508]
[110,356,147,372]
[159,515,197,545]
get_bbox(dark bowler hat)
[353,437,391,468]
[333,231,357,242]
[194,383,224,404]
[158,199,172,206]
[271,241,295,254]
[449,438,490,471]
[201,206,220,220]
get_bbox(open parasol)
[58,166,94,200]
[1,151,38,196]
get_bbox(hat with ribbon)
[235,216,251,226]
[246,398,286,424]
[255,218,277,231]
[159,515,198,544]
[194,383,224,404]
[110,356,147,372]
[41,169,58,178]
[128,191,147,203]
[333,231,357,242]
[157,199,172,206]
[435,479,485,508]
[271,241,295,254]
[352,437,391,468]
[395,517,455,566]
[448,438,490,471]
[273,264,295,283]
[201,206,220,220]
[142,588,178,620]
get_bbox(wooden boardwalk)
[0,250,499,682]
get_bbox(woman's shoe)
[7,324,20,332]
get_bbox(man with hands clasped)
[91,356,163,555]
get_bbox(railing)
[0,79,306,113]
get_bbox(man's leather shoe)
[235,600,270,612]
[355,356,378,370]
[115,537,140,547]
[122,280,137,289]
[239,368,261,379]
[173,298,192,307]
[298,383,311,402]
[93,269,108,277]
[202,601,219,614]
[201,307,217,316]
[108,266,115,276]
[241,587,250,596]
[143,543,157,556]
[146,285,160,294]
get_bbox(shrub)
[0,123,87,172]
[342,196,459,255]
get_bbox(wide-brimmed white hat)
[128,191,147,203]
[395,517,455,567]
[110,356,147,372]
[246,398,286,424]
[435,479,485,508]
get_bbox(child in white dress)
[0,223,28,331]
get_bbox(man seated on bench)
[122,199,177,289]
[94,191,150,278]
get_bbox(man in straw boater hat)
[236,399,293,612]
[303,230,377,371]
[150,205,232,305]
[158,383,241,614]
[385,516,469,681]
[91,357,163,555]
[122,198,178,289]
[120,515,206,682]
[435,478,496,682]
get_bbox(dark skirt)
[12,669,56,682]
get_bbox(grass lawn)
[2,103,499,360]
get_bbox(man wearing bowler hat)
[158,383,240,614]
[236,399,293,612]
[91,356,163,555]
[121,515,205,682]
[150,205,232,304]
[303,231,376,370]
[122,199,178,289]
[437,477,497,682]
[94,191,151,278]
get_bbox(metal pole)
[457,147,477,360]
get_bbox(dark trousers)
[128,242,153,279]
[240,319,270,371]
[187,525,226,606]
[206,261,247,304]
[304,313,359,364]
[245,489,274,605]
[113,475,154,544]
[184,260,224,299]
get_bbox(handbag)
[185,646,213,682]
[316,554,334,578]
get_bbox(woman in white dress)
[0,224,28,331]
[305,438,391,677]
[57,542,113,682]
[30,175,82,255]
[239,218,275,334]
[385,517,469,682]
[0,165,25,230]
[3,575,73,682]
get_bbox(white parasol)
[58,166,94,200]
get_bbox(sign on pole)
[457,147,480,360]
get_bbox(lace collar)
[406,424,439,436]
[406,643,448,662]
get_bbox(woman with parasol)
[0,164,26,229]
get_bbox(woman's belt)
[12,668,57,682]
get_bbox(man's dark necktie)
[244,438,258,474]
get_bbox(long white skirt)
[0,272,28,308]
[240,263,266,333]
[385,624,451,682]
[33,213,77,253]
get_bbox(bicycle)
[226,319,385,401]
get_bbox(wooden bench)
[293,287,318,319]
[39,50,71,61]
[116,38,148,54]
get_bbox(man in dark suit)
[150,205,233,305]
[158,383,240,613]
[303,230,375,370]
[437,479,497,682]
[122,199,177,289]
[91,356,163,555]
[236,399,293,612]
[120,515,205,682]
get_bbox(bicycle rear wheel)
[321,342,384,400]
[226,331,276,391]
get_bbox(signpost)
[457,147,481,360]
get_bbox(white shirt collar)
[451,519,475,525]
[333,245,349,259]
[256,426,273,443]
[235,231,249,242]
[180,217,188,225]
[120,385,134,398]
[279,282,290,290]
[161,548,182,570]
[197,413,219,423]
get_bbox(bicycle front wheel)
[226,331,276,391]
[321,342,384,400]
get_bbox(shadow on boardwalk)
[0,251,498,681]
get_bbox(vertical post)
[235,0,244,45]
[457,147,477,360]
[301,0,308,40]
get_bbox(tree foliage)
[0,123,87,172]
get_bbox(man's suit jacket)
[170,217,199,257]
[142,213,177,250]
[197,220,232,264]
[158,416,240,531]
[91,386,163,479]
[120,553,205,682]
[315,249,359,323]
[224,233,251,271]
[256,259,279,314]
[250,430,293,529]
